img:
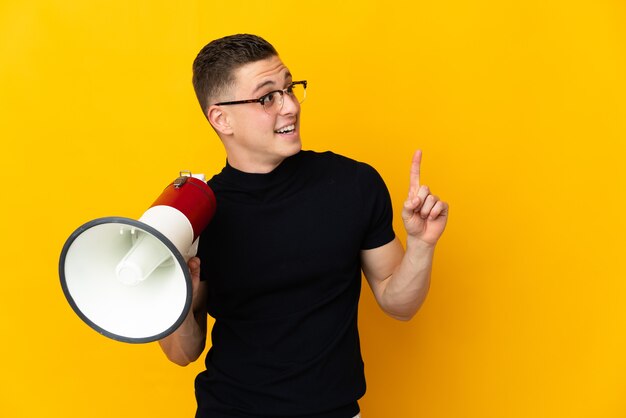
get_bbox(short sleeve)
[357,162,395,250]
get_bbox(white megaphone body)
[59,172,216,343]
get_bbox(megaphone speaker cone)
[59,217,192,344]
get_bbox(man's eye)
[260,92,277,105]
[286,85,294,94]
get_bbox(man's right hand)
[188,256,204,312]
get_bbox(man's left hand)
[401,150,449,246]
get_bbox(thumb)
[402,196,420,222]
[188,257,201,291]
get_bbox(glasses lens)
[290,83,306,104]
[262,91,281,114]
[261,83,307,114]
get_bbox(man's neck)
[226,155,285,174]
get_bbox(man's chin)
[280,138,302,157]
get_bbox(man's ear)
[207,106,233,135]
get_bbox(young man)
[159,34,448,418]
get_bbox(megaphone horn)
[59,172,216,343]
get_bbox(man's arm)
[158,257,208,366]
[361,150,448,321]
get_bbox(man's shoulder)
[298,151,387,200]
[300,149,365,169]
[307,150,382,175]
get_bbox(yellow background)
[1,0,625,416]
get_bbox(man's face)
[219,55,302,173]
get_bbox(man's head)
[192,34,305,173]
[192,34,278,117]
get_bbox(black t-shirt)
[195,150,395,418]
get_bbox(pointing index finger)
[409,149,422,196]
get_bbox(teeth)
[275,124,295,134]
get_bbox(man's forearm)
[380,238,435,321]
[158,309,207,366]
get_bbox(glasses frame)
[213,80,307,113]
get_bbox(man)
[159,34,448,418]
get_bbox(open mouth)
[274,124,296,134]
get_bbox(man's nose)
[280,92,299,115]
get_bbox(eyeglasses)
[214,80,307,114]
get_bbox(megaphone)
[59,172,216,343]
